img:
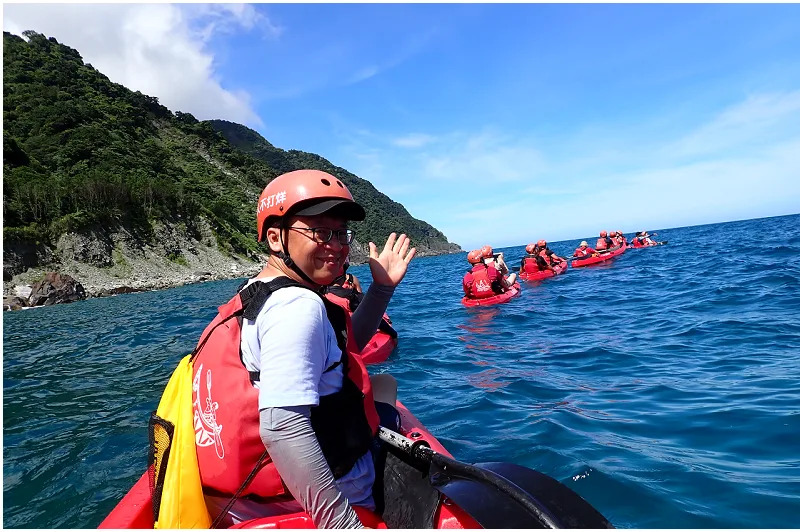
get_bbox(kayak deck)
[571,244,627,267]
[519,261,568,281]
[461,282,521,307]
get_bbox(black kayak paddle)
[378,426,613,529]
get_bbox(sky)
[4,3,800,250]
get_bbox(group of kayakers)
[462,245,518,299]
[463,229,659,301]
[519,240,566,277]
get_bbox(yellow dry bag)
[148,354,211,528]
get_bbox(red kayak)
[571,243,627,268]
[358,313,398,365]
[632,240,668,248]
[99,396,612,529]
[325,289,397,365]
[519,261,568,281]
[461,282,521,307]
[99,400,481,529]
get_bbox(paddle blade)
[475,462,613,528]
[429,460,612,529]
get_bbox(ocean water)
[3,213,800,528]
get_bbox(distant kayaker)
[464,248,515,298]
[332,260,363,293]
[520,243,556,274]
[192,169,415,528]
[536,240,565,266]
[595,231,614,250]
[573,240,597,258]
[481,245,517,286]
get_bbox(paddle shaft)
[377,426,561,528]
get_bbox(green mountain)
[2,31,460,283]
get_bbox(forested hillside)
[2,31,459,286]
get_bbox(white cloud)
[3,3,271,127]
[351,91,800,250]
[662,91,800,160]
[420,130,548,183]
[392,133,437,148]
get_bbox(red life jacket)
[341,273,354,290]
[191,277,379,500]
[595,238,608,250]
[537,249,551,265]
[574,247,590,257]
[465,264,495,299]
[521,256,539,274]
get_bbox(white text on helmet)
[258,191,287,213]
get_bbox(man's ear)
[265,226,284,253]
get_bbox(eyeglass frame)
[286,226,355,245]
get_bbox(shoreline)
[3,247,461,311]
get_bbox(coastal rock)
[56,230,113,267]
[93,286,142,298]
[28,272,87,306]
[3,296,29,311]
[3,238,55,279]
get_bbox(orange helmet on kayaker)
[537,239,546,247]
[467,249,484,264]
[256,169,365,242]
[525,243,536,254]
[600,231,607,237]
[480,245,493,258]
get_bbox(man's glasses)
[288,226,355,245]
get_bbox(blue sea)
[3,213,800,528]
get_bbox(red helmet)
[600,231,607,237]
[525,243,536,254]
[537,239,546,247]
[480,245,493,257]
[256,169,365,242]
[467,249,484,264]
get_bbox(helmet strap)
[277,226,324,291]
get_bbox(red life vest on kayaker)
[521,256,539,274]
[595,238,608,250]
[191,278,379,500]
[537,249,552,265]
[463,264,497,299]
[574,246,595,257]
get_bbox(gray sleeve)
[351,282,396,351]
[259,406,364,529]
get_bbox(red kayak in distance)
[571,243,627,268]
[358,312,398,365]
[632,240,668,248]
[461,282,521,307]
[519,260,568,281]
[325,289,398,365]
